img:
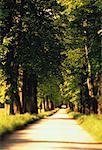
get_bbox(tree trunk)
[79,75,84,113]
[74,102,78,112]
[27,74,33,113]
[10,98,14,115]
[85,44,98,113]
[26,72,38,114]
[13,64,22,114]
[85,45,94,97]
[32,74,38,114]
[42,97,46,112]
[5,103,10,115]
[45,96,49,111]
[14,91,23,114]
[22,70,27,113]
[49,100,54,110]
[5,47,22,114]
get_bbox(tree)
[59,0,101,114]
[38,74,62,111]
[0,0,66,114]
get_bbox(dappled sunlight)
[0,0,101,149]
[1,109,102,150]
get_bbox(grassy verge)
[0,108,59,139]
[68,111,102,142]
[67,111,83,119]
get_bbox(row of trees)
[59,0,102,114]
[0,0,101,115]
[0,0,64,114]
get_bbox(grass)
[68,111,102,142]
[0,108,59,139]
[67,111,83,119]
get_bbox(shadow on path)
[1,139,102,150]
[0,109,102,150]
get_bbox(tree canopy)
[0,0,101,114]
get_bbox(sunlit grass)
[78,114,102,142]
[68,111,102,142]
[67,111,83,119]
[0,108,59,138]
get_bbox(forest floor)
[0,109,102,150]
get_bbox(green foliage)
[0,0,66,113]
[60,48,85,105]
[0,110,38,135]
[38,75,62,107]
[0,69,10,103]
[0,0,101,114]
[59,0,101,113]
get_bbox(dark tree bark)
[14,65,22,114]
[26,72,38,114]
[10,101,14,115]
[97,74,102,114]
[45,95,49,111]
[5,46,22,114]
[22,70,27,113]
[49,100,54,110]
[33,74,38,114]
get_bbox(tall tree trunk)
[79,72,90,114]
[26,72,38,114]
[45,95,49,111]
[22,70,27,113]
[27,74,33,113]
[85,45,94,97]
[85,44,98,113]
[49,100,54,110]
[33,74,38,114]
[14,65,22,114]
[5,47,22,114]
[79,74,85,113]
[14,91,22,114]
[10,101,14,115]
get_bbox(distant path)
[0,109,102,150]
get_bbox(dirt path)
[0,109,102,150]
